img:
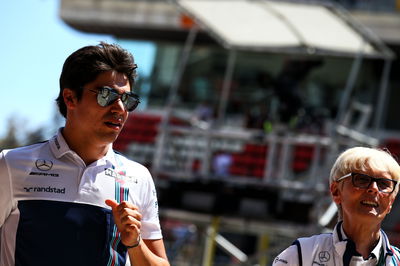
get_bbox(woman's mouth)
[361,200,378,207]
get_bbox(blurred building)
[60,1,400,265]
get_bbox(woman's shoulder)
[272,233,333,266]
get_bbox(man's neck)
[61,127,111,165]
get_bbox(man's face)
[66,70,131,145]
[331,168,397,226]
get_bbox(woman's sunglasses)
[336,172,397,194]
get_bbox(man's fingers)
[105,199,119,209]
[121,215,142,227]
[120,208,142,220]
[106,200,139,211]
[118,201,139,210]
[125,224,140,233]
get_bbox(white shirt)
[273,222,400,266]
[0,129,162,266]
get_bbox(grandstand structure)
[60,0,400,264]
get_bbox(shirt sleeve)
[139,168,162,240]
[272,244,300,266]
[0,151,14,227]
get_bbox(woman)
[273,147,400,266]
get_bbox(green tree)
[0,119,21,151]
[24,128,45,146]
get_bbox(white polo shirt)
[273,221,400,266]
[0,129,162,266]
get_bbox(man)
[273,147,400,266]
[0,42,169,266]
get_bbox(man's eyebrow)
[97,86,134,94]
[97,85,113,89]
[96,86,117,91]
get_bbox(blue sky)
[0,0,155,141]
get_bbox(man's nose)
[111,97,126,112]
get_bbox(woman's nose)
[367,180,380,193]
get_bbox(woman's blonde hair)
[330,147,400,185]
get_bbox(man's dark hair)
[56,42,137,118]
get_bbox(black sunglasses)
[336,172,398,194]
[89,87,140,112]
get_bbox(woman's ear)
[330,181,342,205]
[388,197,396,213]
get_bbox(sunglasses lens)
[353,174,371,188]
[124,95,140,112]
[97,88,110,107]
[377,180,395,192]
[353,173,395,193]
[94,87,140,111]
[97,88,120,107]
[101,88,110,98]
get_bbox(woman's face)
[331,168,397,225]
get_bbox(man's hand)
[106,199,170,266]
[105,199,142,247]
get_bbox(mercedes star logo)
[35,159,53,171]
[318,251,330,262]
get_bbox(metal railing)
[150,124,345,192]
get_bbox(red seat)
[228,144,268,178]
[292,144,315,173]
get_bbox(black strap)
[377,246,385,266]
[343,239,361,266]
[293,239,303,266]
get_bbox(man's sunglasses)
[336,172,398,194]
[89,87,140,112]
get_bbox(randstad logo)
[24,186,66,194]
[35,159,53,171]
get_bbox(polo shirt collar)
[333,221,384,263]
[50,128,116,167]
[49,128,74,159]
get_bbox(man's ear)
[330,182,342,205]
[63,88,77,109]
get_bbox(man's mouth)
[361,200,379,207]
[105,121,122,128]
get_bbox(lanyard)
[377,246,385,266]
[343,239,386,266]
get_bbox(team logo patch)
[54,137,61,149]
[105,168,138,183]
[35,159,53,171]
[30,159,59,177]
[274,257,288,264]
[24,186,66,194]
[318,251,330,263]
